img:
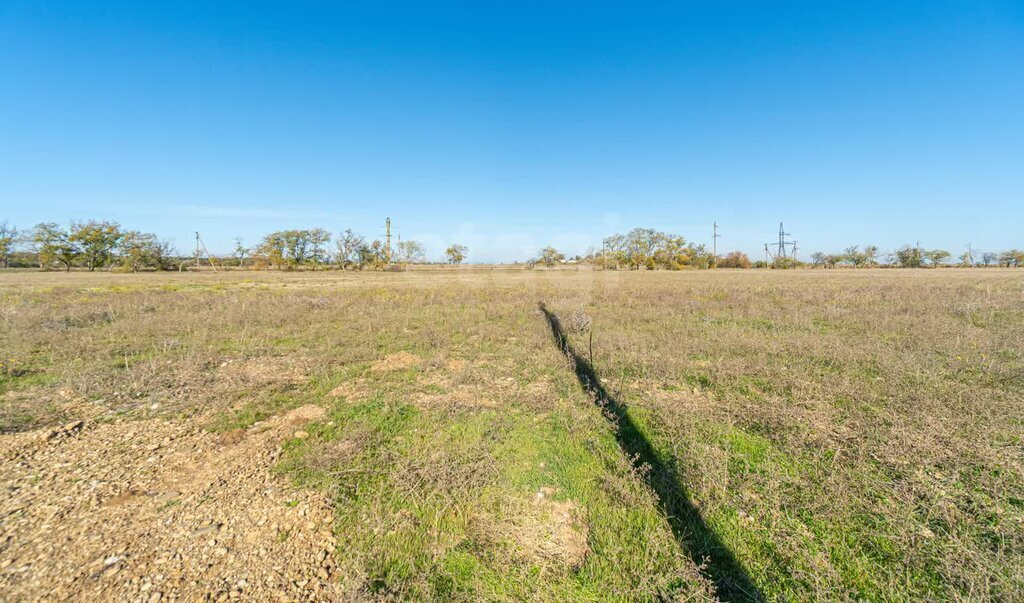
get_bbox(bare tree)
[233,237,248,267]
[396,240,426,264]
[335,229,364,270]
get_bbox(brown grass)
[1,267,1021,600]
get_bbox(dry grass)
[1,268,1022,600]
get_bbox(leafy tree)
[717,251,751,268]
[537,246,566,267]
[601,228,707,270]
[282,230,312,265]
[308,228,332,269]
[252,229,331,269]
[395,240,426,264]
[335,229,364,270]
[118,231,157,272]
[70,220,123,271]
[981,252,998,266]
[840,245,878,267]
[356,240,388,270]
[148,237,177,270]
[810,252,826,267]
[33,222,78,271]
[999,250,1024,267]
[959,251,974,267]
[773,256,800,269]
[254,231,288,269]
[117,231,175,272]
[894,245,924,268]
[924,249,950,267]
[0,222,18,268]
[445,244,468,265]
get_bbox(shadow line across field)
[539,303,762,602]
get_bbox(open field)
[1,269,1022,601]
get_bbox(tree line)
[0,221,470,271]
[0,221,176,272]
[808,245,1024,268]
[0,219,1020,271]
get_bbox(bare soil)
[0,405,340,602]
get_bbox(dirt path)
[0,406,340,602]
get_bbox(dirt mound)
[412,385,498,410]
[327,378,369,402]
[215,356,310,388]
[529,487,590,570]
[370,352,422,372]
[479,487,589,571]
[0,405,340,601]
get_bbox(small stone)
[293,431,309,439]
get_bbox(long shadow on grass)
[539,304,762,602]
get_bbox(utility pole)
[791,241,799,262]
[966,243,974,266]
[712,222,720,262]
[385,217,392,264]
[193,232,219,272]
[764,243,772,267]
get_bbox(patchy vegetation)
[1,268,1021,600]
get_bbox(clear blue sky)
[2,1,1022,262]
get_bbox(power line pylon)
[777,222,792,259]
